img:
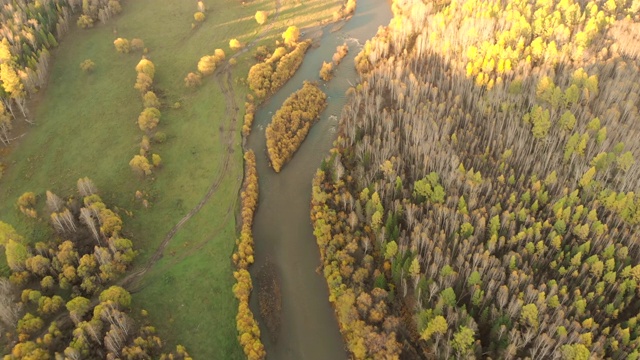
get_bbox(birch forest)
[312,0,640,358]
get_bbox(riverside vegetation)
[312,0,640,358]
[265,82,327,173]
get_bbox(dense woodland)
[312,0,640,358]
[0,179,190,359]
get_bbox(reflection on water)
[245,1,392,359]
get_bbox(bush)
[153,132,167,143]
[184,72,202,88]
[194,11,205,22]
[80,59,95,73]
[77,15,94,29]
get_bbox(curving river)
[246,0,392,359]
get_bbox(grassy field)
[0,0,342,357]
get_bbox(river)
[246,0,392,359]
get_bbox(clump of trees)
[265,82,327,172]
[114,38,145,54]
[311,0,640,358]
[242,100,256,137]
[247,38,312,98]
[0,179,191,359]
[75,0,122,28]
[184,49,225,88]
[232,150,266,360]
[130,58,162,177]
[197,49,225,76]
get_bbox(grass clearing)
[0,0,342,357]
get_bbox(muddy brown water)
[246,1,392,359]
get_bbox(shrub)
[80,59,95,73]
[130,38,145,51]
[194,11,205,22]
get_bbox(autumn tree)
[282,26,300,47]
[129,155,152,176]
[229,39,243,51]
[113,38,131,54]
[194,12,206,23]
[138,108,161,133]
[255,11,268,25]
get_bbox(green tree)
[0,221,22,246]
[99,286,132,308]
[66,297,92,324]
[6,238,28,271]
[452,326,475,356]
[384,241,398,260]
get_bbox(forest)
[312,0,640,358]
